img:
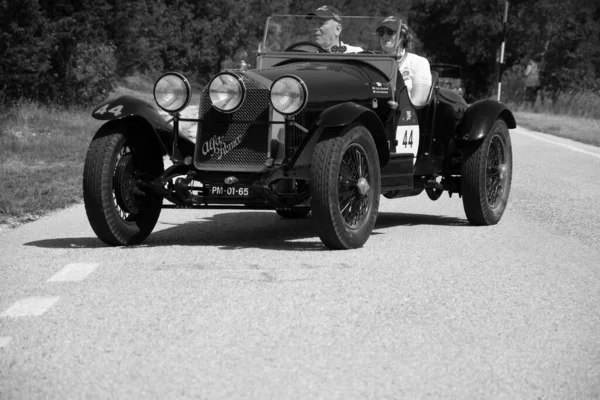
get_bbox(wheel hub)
[114,153,140,215]
[498,163,507,180]
[356,177,370,195]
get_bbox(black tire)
[276,207,311,219]
[83,123,164,245]
[310,124,381,249]
[461,119,512,225]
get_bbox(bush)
[70,43,118,105]
[500,65,600,119]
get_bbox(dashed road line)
[517,127,600,160]
[1,297,60,317]
[0,337,12,349]
[47,262,99,282]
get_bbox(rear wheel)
[310,124,380,249]
[83,123,164,245]
[461,119,512,225]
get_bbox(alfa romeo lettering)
[202,135,243,160]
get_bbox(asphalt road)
[1,126,599,399]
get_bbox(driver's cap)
[377,16,407,33]
[306,5,342,23]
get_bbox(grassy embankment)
[0,76,156,228]
[1,76,599,229]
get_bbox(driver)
[377,16,432,106]
[306,5,363,53]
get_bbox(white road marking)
[0,337,12,349]
[517,127,600,160]
[47,262,99,282]
[0,297,60,317]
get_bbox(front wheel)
[310,124,381,249]
[461,119,512,225]
[83,123,164,245]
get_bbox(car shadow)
[24,211,469,250]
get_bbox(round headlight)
[153,72,192,113]
[208,73,245,113]
[270,76,307,116]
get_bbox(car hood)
[244,61,392,104]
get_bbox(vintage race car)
[430,63,464,97]
[83,15,515,249]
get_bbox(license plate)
[208,185,251,198]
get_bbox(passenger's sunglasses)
[377,28,396,37]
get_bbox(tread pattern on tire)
[461,119,512,225]
[310,125,380,249]
[83,124,163,246]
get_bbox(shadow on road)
[24,211,468,250]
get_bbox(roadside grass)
[0,101,104,227]
[512,109,600,147]
[1,75,599,230]
[501,66,600,145]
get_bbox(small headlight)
[208,73,245,113]
[270,76,307,116]
[153,72,192,113]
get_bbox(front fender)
[455,99,516,141]
[92,95,173,134]
[315,102,390,166]
[91,95,193,157]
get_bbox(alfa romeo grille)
[194,77,270,172]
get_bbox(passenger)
[377,16,432,106]
[306,5,363,53]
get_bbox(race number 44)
[94,104,123,117]
[402,130,414,148]
[394,124,420,163]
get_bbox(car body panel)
[456,99,516,142]
[92,95,172,131]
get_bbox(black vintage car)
[83,15,515,249]
[430,63,465,97]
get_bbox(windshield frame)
[259,15,404,58]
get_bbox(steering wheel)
[284,41,329,53]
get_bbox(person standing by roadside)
[524,54,541,108]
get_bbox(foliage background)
[1,0,599,105]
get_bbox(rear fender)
[311,102,390,166]
[455,99,516,142]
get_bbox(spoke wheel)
[461,119,512,225]
[310,124,380,249]
[486,135,507,207]
[338,144,372,228]
[83,123,164,245]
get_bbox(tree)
[0,0,54,102]
[411,0,600,100]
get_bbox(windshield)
[261,15,404,55]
